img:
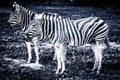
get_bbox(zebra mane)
[20,6,36,14]
[43,12,62,19]
[12,2,36,16]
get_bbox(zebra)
[7,2,58,65]
[26,12,110,74]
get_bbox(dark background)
[0,0,120,8]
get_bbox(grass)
[0,5,120,80]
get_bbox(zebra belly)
[69,40,90,46]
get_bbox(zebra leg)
[55,45,62,74]
[92,46,98,71]
[96,42,105,74]
[32,37,40,64]
[92,45,99,71]
[26,41,32,63]
[55,44,66,74]
[60,45,66,74]
[53,51,57,60]
[92,42,105,74]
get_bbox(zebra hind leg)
[92,45,99,72]
[92,42,106,74]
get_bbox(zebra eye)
[37,19,42,22]
[32,23,36,26]
[36,18,41,20]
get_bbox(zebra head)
[26,12,63,40]
[24,13,44,40]
[8,2,21,27]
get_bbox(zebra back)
[27,12,109,46]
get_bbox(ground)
[0,5,120,80]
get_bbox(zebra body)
[27,12,110,74]
[8,2,63,67]
[8,2,110,74]
[27,13,109,46]
[8,2,44,65]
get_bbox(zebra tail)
[105,37,112,54]
[105,37,110,49]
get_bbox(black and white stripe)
[27,12,110,74]
[8,2,36,32]
[7,2,42,65]
[27,12,109,47]
[8,2,110,74]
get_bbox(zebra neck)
[40,18,54,40]
[20,18,29,32]
[19,8,35,32]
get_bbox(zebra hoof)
[55,70,63,75]
[96,70,100,75]
[92,68,97,72]
[55,73,62,78]
[55,71,60,75]
[91,68,98,75]
[92,69,95,72]
[55,71,67,79]
[27,61,31,64]
[53,57,56,60]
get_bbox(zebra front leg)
[53,52,57,60]
[60,47,66,74]
[33,37,40,64]
[55,44,66,74]
[55,45,61,74]
[60,45,67,74]
[26,41,32,63]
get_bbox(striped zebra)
[7,2,54,65]
[26,12,110,74]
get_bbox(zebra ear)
[12,2,16,11]
[34,13,43,21]
[33,14,44,25]
[13,2,17,7]
[16,4,20,11]
[13,2,20,11]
